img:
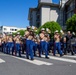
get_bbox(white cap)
[72,32,75,35]
[46,28,49,31]
[32,26,35,29]
[55,30,58,33]
[27,26,31,29]
[41,28,45,31]
[60,30,63,33]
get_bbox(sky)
[0,0,59,28]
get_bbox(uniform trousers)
[6,42,14,54]
[39,41,48,57]
[54,42,63,56]
[15,43,21,57]
[26,39,34,59]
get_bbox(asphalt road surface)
[0,52,76,75]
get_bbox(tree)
[37,21,62,38]
[66,14,76,32]
[17,30,25,36]
[37,21,62,34]
[12,30,26,36]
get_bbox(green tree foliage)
[18,30,25,36]
[12,30,26,36]
[12,32,17,35]
[66,14,76,32]
[37,21,62,34]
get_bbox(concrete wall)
[41,6,50,25]
[50,7,60,23]
[40,6,59,25]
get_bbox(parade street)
[0,52,76,75]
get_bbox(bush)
[37,21,62,34]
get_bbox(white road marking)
[42,55,76,64]
[11,56,53,66]
[0,58,5,63]
[64,55,76,58]
[0,54,7,56]
[1,52,76,64]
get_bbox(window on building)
[37,23,40,28]
[0,28,2,30]
[15,29,17,31]
[71,11,74,16]
[10,29,12,31]
[12,29,14,31]
[10,29,14,31]
[0,26,3,30]
[4,28,7,30]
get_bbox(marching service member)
[0,36,2,52]
[54,30,63,57]
[6,34,14,54]
[31,26,38,56]
[12,35,16,55]
[39,28,49,59]
[15,33,21,57]
[25,26,34,60]
[33,36,38,56]
[2,35,7,53]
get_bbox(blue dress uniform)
[53,32,63,57]
[26,39,34,60]
[39,32,49,58]
[3,42,7,53]
[26,39,31,59]
[6,37,14,54]
[7,42,14,54]
[33,42,38,56]
[40,40,49,58]
[33,38,38,56]
[25,30,34,60]
[15,38,21,57]
[54,42,63,56]
[12,40,15,55]
[15,43,21,57]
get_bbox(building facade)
[28,0,76,28]
[0,26,26,34]
[64,0,76,23]
[28,0,59,28]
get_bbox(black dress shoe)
[19,55,21,57]
[34,54,37,56]
[26,57,29,59]
[45,57,49,59]
[60,54,63,57]
[31,58,34,60]
[53,54,56,56]
[64,53,67,55]
[71,53,74,55]
[39,56,41,58]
